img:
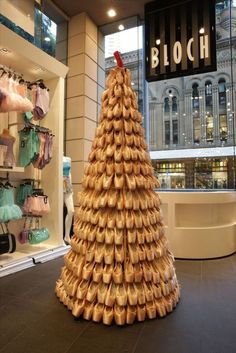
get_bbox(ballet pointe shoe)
[134,283,145,305]
[72,299,85,317]
[76,280,89,300]
[152,283,162,299]
[107,210,116,229]
[114,304,126,326]
[137,304,146,322]
[114,228,123,245]
[127,283,138,306]
[116,283,128,306]
[155,299,167,317]
[86,282,99,302]
[146,301,157,319]
[143,282,154,302]
[93,303,104,323]
[126,305,136,325]
[103,306,114,325]
[93,263,103,282]
[127,229,136,243]
[124,190,133,209]
[114,174,124,189]
[107,189,118,208]
[96,227,105,243]
[103,264,113,284]
[124,260,134,283]
[82,262,94,280]
[83,301,95,320]
[115,162,123,174]
[104,244,114,265]
[105,282,116,307]
[142,262,152,282]
[113,263,123,284]
[95,243,105,263]
[115,244,124,262]
[105,228,114,245]
[128,244,139,264]
[97,283,109,304]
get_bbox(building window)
[206,114,214,142]
[218,78,226,107]
[205,81,212,108]
[165,121,170,145]
[164,97,170,113]
[193,115,200,143]
[172,96,177,112]
[219,114,228,141]
[172,120,178,144]
[192,83,199,109]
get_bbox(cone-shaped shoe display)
[55,51,180,325]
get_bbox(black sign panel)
[145,0,216,82]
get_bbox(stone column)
[66,12,105,206]
[185,90,193,145]
[199,88,205,144]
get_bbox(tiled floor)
[1,254,236,353]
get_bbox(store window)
[148,0,236,190]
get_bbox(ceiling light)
[131,82,135,86]
[0,47,11,54]
[107,9,116,17]
[199,27,205,34]
[44,37,50,42]
[118,24,124,31]
[156,39,161,45]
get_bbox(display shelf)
[0,24,69,275]
[0,166,25,173]
[0,244,69,276]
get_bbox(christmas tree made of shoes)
[55,52,180,326]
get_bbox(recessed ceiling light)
[107,9,116,17]
[44,37,50,42]
[118,24,124,31]
[0,48,11,55]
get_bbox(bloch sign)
[145,0,216,82]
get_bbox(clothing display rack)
[0,24,68,276]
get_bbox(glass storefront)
[102,1,236,190]
[147,0,236,190]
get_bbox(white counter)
[159,191,236,259]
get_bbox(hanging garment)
[0,187,22,222]
[18,128,40,167]
[0,73,33,113]
[18,126,53,169]
[33,87,49,120]
[16,182,34,206]
[0,132,16,167]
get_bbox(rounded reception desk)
[159,191,236,259]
